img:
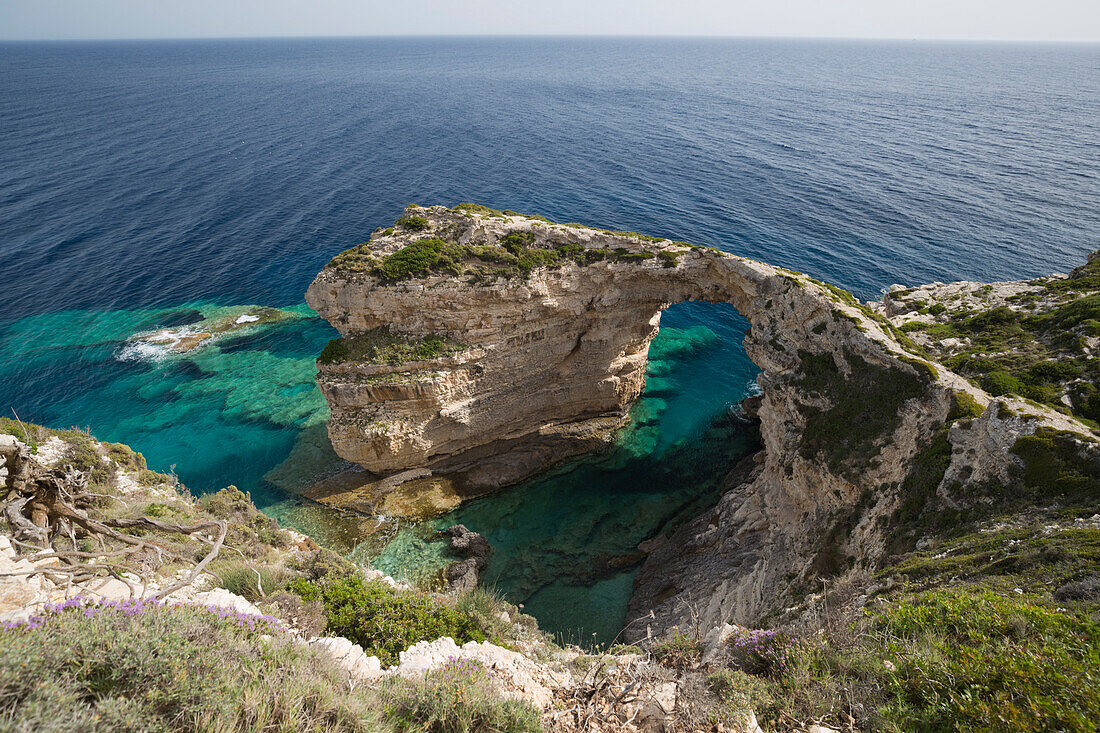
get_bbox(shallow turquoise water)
[371,302,761,645]
[0,301,359,542]
[0,297,759,642]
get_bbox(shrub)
[726,629,808,677]
[211,560,295,602]
[290,548,358,582]
[984,369,1023,397]
[1011,428,1100,503]
[652,630,704,669]
[706,669,772,727]
[947,390,985,421]
[376,238,450,279]
[290,576,486,666]
[379,658,541,733]
[317,327,466,366]
[394,215,430,231]
[795,347,929,477]
[0,600,381,732]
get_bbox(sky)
[0,0,1098,42]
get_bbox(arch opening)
[369,300,762,645]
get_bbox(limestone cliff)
[306,205,983,628]
[627,256,1100,639]
[308,205,948,487]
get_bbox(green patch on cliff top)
[325,207,701,281]
[317,327,466,366]
[908,252,1100,424]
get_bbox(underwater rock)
[122,306,300,358]
[443,524,490,593]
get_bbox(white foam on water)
[117,325,202,363]
[235,314,260,324]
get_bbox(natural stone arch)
[306,205,945,491]
[307,205,1100,639]
[305,204,1006,635]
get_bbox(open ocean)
[2,37,1098,642]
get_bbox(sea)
[2,37,1098,644]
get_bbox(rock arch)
[306,205,941,492]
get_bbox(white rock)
[188,588,266,616]
[308,636,383,681]
[701,621,745,664]
[390,637,566,709]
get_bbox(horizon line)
[1,33,1098,45]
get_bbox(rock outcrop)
[308,205,941,489]
[442,524,491,593]
[307,205,1097,639]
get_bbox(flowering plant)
[1,596,287,635]
[727,628,808,676]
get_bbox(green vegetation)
[699,577,1100,731]
[946,389,985,421]
[327,207,701,281]
[899,256,1100,423]
[381,659,541,733]
[652,630,705,669]
[884,430,954,556]
[890,524,1100,596]
[377,238,465,279]
[394,214,430,231]
[318,326,466,366]
[870,588,1099,731]
[289,576,486,666]
[1011,428,1100,504]
[794,348,930,477]
[0,601,543,733]
[0,603,384,732]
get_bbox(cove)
[0,297,760,643]
[368,301,762,645]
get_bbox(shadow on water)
[0,296,761,645]
[370,301,762,646]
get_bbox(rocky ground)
[0,423,806,732]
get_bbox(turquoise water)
[0,295,758,643]
[371,302,761,644]
[0,301,368,545]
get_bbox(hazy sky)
[1,0,1098,42]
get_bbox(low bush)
[0,599,382,732]
[290,548,358,582]
[376,238,456,279]
[317,327,466,366]
[211,559,295,602]
[378,658,541,733]
[652,630,704,669]
[289,576,485,666]
[394,215,430,231]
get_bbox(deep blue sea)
[2,37,1098,643]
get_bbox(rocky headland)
[305,204,1098,641]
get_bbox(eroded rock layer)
[307,205,1097,638]
[308,206,930,487]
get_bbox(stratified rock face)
[308,205,1098,638]
[308,205,931,489]
[305,204,967,627]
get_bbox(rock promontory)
[307,204,945,489]
[307,205,1098,638]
